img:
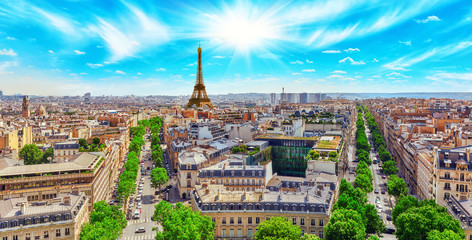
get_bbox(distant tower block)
[22,95,30,118]
[186,42,214,109]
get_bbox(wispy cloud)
[333,70,346,74]
[302,69,316,72]
[6,36,16,40]
[289,60,304,64]
[213,56,225,58]
[306,59,313,63]
[115,70,126,74]
[48,50,54,54]
[156,68,166,72]
[33,7,76,35]
[344,48,359,53]
[322,50,341,54]
[415,15,441,24]
[339,57,365,65]
[0,48,17,56]
[74,50,85,55]
[399,41,412,46]
[87,63,103,68]
[292,72,302,75]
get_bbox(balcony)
[0,172,95,184]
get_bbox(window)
[212,218,215,223]
[238,217,242,224]
[222,229,226,237]
[56,229,61,237]
[319,219,324,226]
[230,229,234,237]
[65,228,70,236]
[311,219,316,226]
[293,218,297,225]
[311,231,316,235]
[222,217,226,224]
[25,233,31,240]
[238,229,242,237]
[187,172,191,178]
[44,231,49,238]
[187,180,191,187]
[2,237,7,240]
[248,229,253,237]
[461,173,465,181]
[319,231,324,238]
[248,217,253,224]
[13,236,18,240]
[301,218,305,225]
[445,172,450,179]
[230,217,234,224]
[445,183,451,190]
[256,217,260,224]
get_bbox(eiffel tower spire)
[186,42,214,109]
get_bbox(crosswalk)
[127,218,148,224]
[121,234,154,240]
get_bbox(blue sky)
[0,0,471,96]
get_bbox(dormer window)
[231,171,235,177]
[252,171,255,176]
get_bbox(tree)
[357,150,372,165]
[151,167,169,190]
[78,138,88,149]
[427,230,464,240]
[387,175,408,197]
[19,144,43,165]
[151,135,161,146]
[80,201,126,240]
[41,147,53,163]
[367,236,380,240]
[354,173,373,193]
[382,160,399,176]
[153,201,215,240]
[392,195,419,223]
[300,234,321,240]
[364,204,385,235]
[339,178,367,205]
[329,151,338,158]
[356,162,373,181]
[325,209,366,240]
[253,216,302,240]
[93,137,101,145]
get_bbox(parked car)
[382,175,387,179]
[135,227,145,233]
[384,227,396,234]
[386,215,392,221]
[374,189,379,194]
[381,190,386,194]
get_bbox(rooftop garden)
[306,150,338,162]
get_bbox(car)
[138,189,143,194]
[141,177,144,181]
[155,191,159,195]
[378,214,382,220]
[384,227,396,234]
[386,215,392,221]
[135,227,145,233]
[137,203,142,209]
[109,200,114,205]
[147,166,150,170]
[382,175,386,179]
[349,171,355,175]
[374,189,379,194]
[381,190,386,194]
[377,208,382,214]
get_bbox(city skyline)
[0,0,471,96]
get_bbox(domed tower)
[186,42,214,109]
[22,96,30,118]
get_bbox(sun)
[204,2,284,53]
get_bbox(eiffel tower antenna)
[186,42,214,109]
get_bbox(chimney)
[21,202,27,215]
[63,196,71,205]
[305,191,309,202]
[467,148,471,162]
[217,189,221,200]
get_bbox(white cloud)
[88,3,169,61]
[189,74,196,76]
[399,41,412,46]
[187,61,197,67]
[171,74,182,78]
[344,48,360,53]
[87,63,104,68]
[115,70,126,74]
[322,50,341,54]
[302,69,316,72]
[0,61,16,75]
[0,48,17,56]
[415,15,441,24]
[34,8,76,35]
[181,68,189,70]
[306,59,313,63]
[48,50,54,54]
[372,58,379,62]
[290,60,304,64]
[339,57,365,65]
[104,62,111,64]
[6,36,16,40]
[332,70,346,74]
[427,72,472,81]
[292,72,302,75]
[155,68,166,72]
[80,73,88,75]
[137,72,142,75]
[327,75,344,79]
[213,56,225,58]
[74,50,85,55]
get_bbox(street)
[119,134,160,240]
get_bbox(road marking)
[122,234,154,240]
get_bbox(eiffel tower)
[186,42,214,109]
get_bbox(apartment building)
[0,192,89,240]
[0,152,109,205]
[53,141,79,162]
[191,183,334,239]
